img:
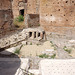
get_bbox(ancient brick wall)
[40,0,75,34]
[12,0,24,18]
[28,14,40,27]
[24,0,40,27]
[12,0,40,18]
[0,0,13,30]
[26,0,40,14]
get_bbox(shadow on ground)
[0,48,21,75]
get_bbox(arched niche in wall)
[18,1,24,7]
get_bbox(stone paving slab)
[39,59,75,75]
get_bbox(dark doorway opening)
[38,33,40,37]
[34,32,36,38]
[20,9,24,16]
[29,32,32,37]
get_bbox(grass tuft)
[39,54,49,58]
[50,54,56,59]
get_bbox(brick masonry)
[40,0,75,34]
[0,0,75,35]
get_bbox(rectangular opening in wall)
[38,33,40,37]
[20,9,24,16]
[29,32,32,38]
[34,32,36,38]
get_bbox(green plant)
[30,42,32,45]
[50,41,53,44]
[38,24,40,26]
[63,46,67,49]
[51,54,56,59]
[28,73,33,75]
[17,15,24,22]
[65,49,71,54]
[13,15,24,28]
[50,41,57,50]
[63,46,72,54]
[54,46,57,50]
[37,44,40,46]
[14,49,20,54]
[39,54,49,58]
[50,41,54,46]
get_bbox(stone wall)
[0,0,13,32]
[0,28,45,48]
[12,0,24,18]
[24,0,40,27]
[40,0,75,34]
[26,0,40,14]
[0,29,28,48]
[27,14,40,27]
[12,0,40,18]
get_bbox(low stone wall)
[0,28,45,48]
[0,29,28,48]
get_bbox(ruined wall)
[26,0,40,14]
[12,0,24,18]
[28,14,40,27]
[40,0,75,34]
[0,0,13,30]
[12,0,40,18]
[24,0,40,27]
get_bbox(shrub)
[50,41,57,50]
[17,15,24,22]
[38,24,40,26]
[50,41,53,44]
[39,54,49,58]
[63,46,72,54]
[51,54,56,59]
[30,42,32,45]
[13,15,24,28]
[14,49,20,54]
[63,46,67,49]
[65,49,71,54]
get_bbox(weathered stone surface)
[0,0,13,28]
[0,29,28,48]
[0,0,13,37]
[0,0,75,36]
[69,40,75,44]
[40,0,75,34]
[0,28,45,48]
[20,41,55,57]
[29,69,40,75]
[15,58,29,75]
[39,59,75,75]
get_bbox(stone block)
[29,69,39,75]
[39,59,75,75]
